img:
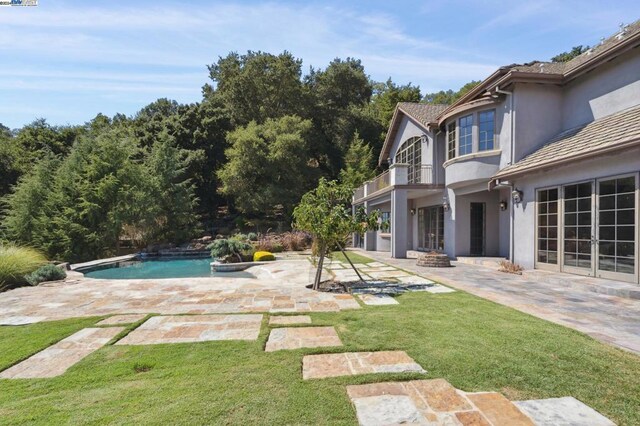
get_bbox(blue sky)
[1,0,639,129]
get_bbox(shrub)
[254,235,283,253]
[253,251,275,262]
[499,260,524,275]
[25,264,67,286]
[0,245,47,291]
[208,239,253,263]
[247,232,258,241]
[280,231,311,251]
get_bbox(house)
[353,20,640,284]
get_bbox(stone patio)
[357,294,399,305]
[116,314,263,345]
[346,378,615,426]
[358,249,640,354]
[264,326,342,351]
[302,351,425,379]
[0,260,361,325]
[96,314,147,326]
[268,315,312,325]
[0,327,124,378]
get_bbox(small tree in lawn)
[293,178,379,290]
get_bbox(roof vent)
[615,22,628,40]
[600,37,606,46]
[539,63,545,73]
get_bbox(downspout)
[494,86,516,262]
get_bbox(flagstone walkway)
[302,351,426,380]
[357,249,640,355]
[0,260,360,325]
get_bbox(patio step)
[455,256,506,269]
[522,269,640,300]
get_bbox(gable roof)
[440,19,640,121]
[490,105,640,184]
[378,102,448,164]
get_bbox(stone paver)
[0,260,361,325]
[359,249,640,354]
[269,315,312,325]
[466,392,534,426]
[96,314,147,326]
[264,326,342,351]
[514,397,616,426]
[302,351,425,379]
[0,327,124,378]
[345,379,613,426]
[357,294,399,305]
[116,314,262,345]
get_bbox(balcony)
[353,164,434,203]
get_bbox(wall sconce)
[410,208,416,216]
[442,196,450,212]
[511,189,523,204]
[499,200,508,211]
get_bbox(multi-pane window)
[447,123,456,160]
[563,182,593,269]
[478,110,495,151]
[537,188,558,264]
[394,137,422,183]
[458,114,473,155]
[598,176,636,274]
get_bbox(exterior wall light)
[499,200,508,211]
[442,196,450,212]
[511,189,523,204]
[410,208,416,216]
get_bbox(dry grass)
[498,260,524,275]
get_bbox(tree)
[144,132,200,244]
[551,45,589,63]
[293,178,379,289]
[339,132,375,190]
[423,80,481,105]
[207,51,307,126]
[368,79,422,127]
[218,115,320,218]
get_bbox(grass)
[328,250,375,265]
[0,293,639,425]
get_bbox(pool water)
[83,258,217,280]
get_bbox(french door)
[555,175,638,282]
[418,206,444,251]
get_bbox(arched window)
[394,136,422,183]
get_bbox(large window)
[478,110,495,151]
[598,176,636,274]
[459,114,473,156]
[537,188,558,265]
[447,123,456,160]
[394,137,422,183]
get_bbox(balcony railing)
[353,164,435,202]
[366,170,390,195]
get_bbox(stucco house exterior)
[353,21,640,284]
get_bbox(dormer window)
[394,136,422,184]
[459,114,473,156]
[479,110,495,151]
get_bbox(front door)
[418,206,444,251]
[470,202,485,256]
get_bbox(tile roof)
[397,102,449,126]
[493,105,640,180]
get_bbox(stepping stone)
[269,315,312,325]
[367,262,388,267]
[466,392,534,426]
[0,327,124,378]
[115,314,262,345]
[0,316,46,326]
[264,326,342,351]
[514,397,615,426]
[96,314,147,326]
[351,395,424,425]
[397,276,435,285]
[357,294,399,305]
[302,351,425,379]
[424,284,456,294]
[368,270,412,279]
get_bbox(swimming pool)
[82,257,218,280]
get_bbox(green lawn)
[328,250,375,265]
[1,292,639,425]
